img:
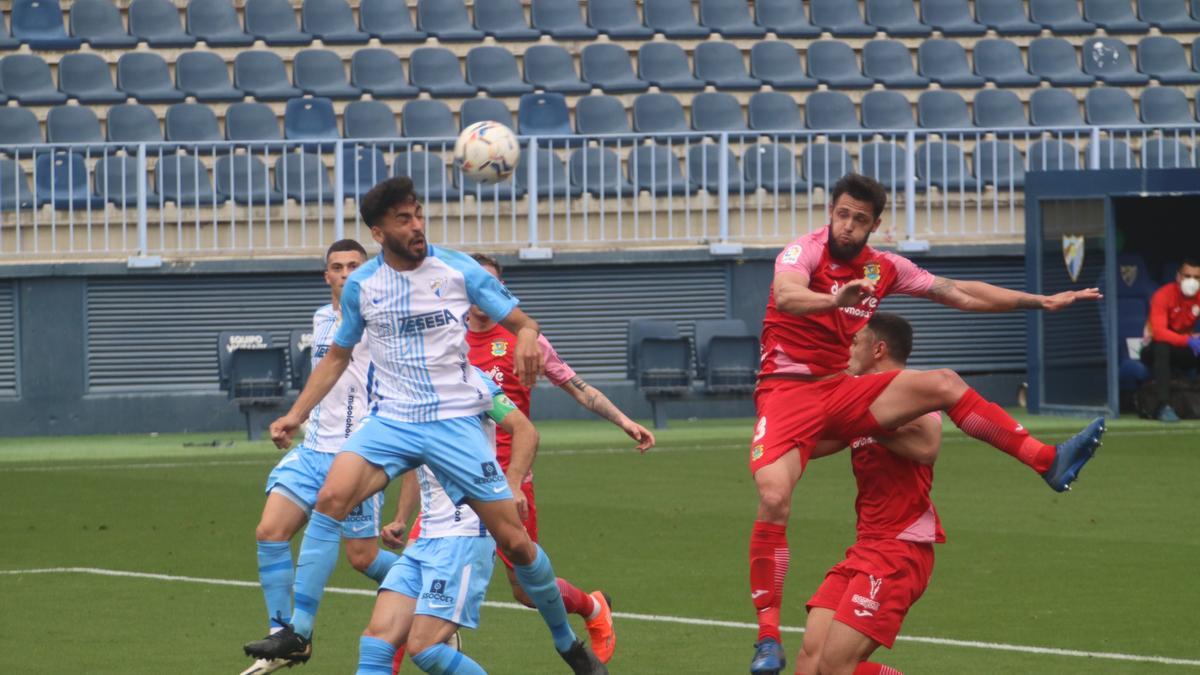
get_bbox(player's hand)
[1042,287,1102,311]
[513,329,544,388]
[510,483,529,521]
[835,279,876,307]
[380,520,409,550]
[268,413,303,450]
[623,421,656,453]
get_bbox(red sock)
[749,521,789,642]
[947,388,1055,473]
[854,662,903,675]
[556,578,596,617]
[391,645,405,674]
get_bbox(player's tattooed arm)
[562,377,656,452]
[925,276,1073,312]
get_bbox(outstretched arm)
[268,345,352,449]
[560,376,655,452]
[499,307,543,387]
[380,471,419,549]
[495,408,539,521]
[925,276,1102,313]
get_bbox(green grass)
[1,415,1199,674]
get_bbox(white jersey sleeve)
[302,304,373,454]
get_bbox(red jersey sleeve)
[774,235,824,280]
[882,252,936,297]
[1149,285,1191,347]
[538,334,577,386]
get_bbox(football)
[454,121,520,185]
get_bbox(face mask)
[1181,277,1200,298]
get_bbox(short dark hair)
[359,176,419,228]
[471,253,502,276]
[866,312,913,364]
[1181,258,1200,271]
[325,238,367,264]
[831,173,888,219]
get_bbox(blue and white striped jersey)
[303,304,372,454]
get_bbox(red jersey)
[1146,282,1200,348]
[847,413,945,544]
[761,227,935,378]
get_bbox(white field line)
[2,567,1198,668]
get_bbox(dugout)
[1023,169,1200,417]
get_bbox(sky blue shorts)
[265,446,383,539]
[381,535,496,629]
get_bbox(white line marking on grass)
[3,567,1198,667]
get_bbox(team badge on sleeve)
[491,340,509,357]
[781,245,802,265]
[863,263,881,284]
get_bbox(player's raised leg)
[794,607,835,675]
[343,491,400,585]
[816,620,891,675]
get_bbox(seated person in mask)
[1141,258,1200,422]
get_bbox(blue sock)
[290,510,342,638]
[256,540,293,628]
[356,635,397,675]
[411,643,487,675]
[512,544,577,653]
[362,548,400,585]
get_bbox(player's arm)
[268,344,352,449]
[499,307,544,387]
[810,440,847,460]
[924,276,1102,313]
[490,395,538,521]
[560,375,655,452]
[774,271,877,316]
[1148,290,1192,346]
[381,470,419,549]
[877,414,942,465]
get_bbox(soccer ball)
[454,121,520,185]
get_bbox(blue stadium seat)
[409,47,478,97]
[302,0,369,44]
[57,53,127,105]
[0,159,36,210]
[747,91,804,131]
[569,146,637,197]
[632,92,689,135]
[1,54,67,105]
[921,0,987,35]
[107,104,164,152]
[1029,37,1096,86]
[973,89,1029,127]
[865,0,932,36]
[1085,88,1139,125]
[862,39,929,88]
[401,99,457,142]
[688,144,750,193]
[754,0,821,37]
[46,106,103,146]
[283,97,339,147]
[12,0,82,50]
[699,0,766,37]
[360,0,426,42]
[417,0,482,40]
[165,103,222,152]
[0,108,40,157]
[466,46,535,96]
[117,52,186,103]
[629,144,696,196]
[351,49,420,98]
[275,152,335,203]
[694,41,761,90]
[974,39,1040,87]
[215,155,285,205]
[187,0,254,47]
[1082,37,1150,85]
[1029,0,1095,33]
[177,51,244,102]
[1139,0,1200,32]
[802,143,854,190]
[975,0,1042,35]
[516,147,581,198]
[394,151,460,201]
[588,0,653,38]
[94,155,157,207]
[639,42,707,91]
[918,90,971,128]
[917,142,978,191]
[806,91,862,130]
[974,140,1025,188]
[460,97,513,130]
[1137,36,1200,85]
[245,0,313,45]
[575,94,633,136]
[1084,0,1149,33]
[0,14,20,51]
[1143,137,1195,168]
[918,40,985,87]
[129,0,197,47]
[1029,88,1085,126]
[234,52,303,101]
[532,0,599,38]
[859,142,911,190]
[643,0,711,37]
[71,0,137,48]
[518,92,572,138]
[749,41,819,90]
[1090,138,1135,169]
[1029,139,1080,170]
[810,0,876,36]
[225,102,283,145]
[523,45,591,95]
[626,319,690,391]
[581,43,649,94]
[36,151,105,210]
[861,90,916,129]
[343,100,398,140]
[1140,87,1193,125]
[294,49,362,99]
[691,92,750,137]
[808,40,874,89]
[743,144,806,192]
[340,145,389,198]
[475,0,540,40]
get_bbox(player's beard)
[828,229,867,261]
[383,232,427,264]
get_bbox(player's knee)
[255,521,290,542]
[314,486,351,518]
[758,487,792,522]
[510,582,535,608]
[405,633,439,656]
[496,535,535,566]
[345,546,376,573]
[929,368,967,404]
[816,650,857,675]
[796,643,821,675]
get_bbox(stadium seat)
[575,95,634,136]
[1029,139,1080,170]
[1090,138,1136,169]
[294,49,362,99]
[1029,0,1095,33]
[475,0,539,40]
[518,92,572,138]
[1082,38,1150,85]
[581,43,650,94]
[802,143,855,190]
[409,47,478,97]
[809,0,876,36]
[401,99,458,142]
[225,102,283,145]
[94,155,157,207]
[975,0,1042,35]
[643,0,711,37]
[1139,0,1200,32]
[416,0,482,40]
[343,100,398,140]
[1083,0,1149,33]
[0,15,16,51]
[351,49,420,99]
[165,103,223,152]
[918,141,978,191]
[569,146,637,197]
[118,52,186,104]
[695,320,758,393]
[57,53,127,105]
[186,0,254,47]
[0,108,41,157]
[918,40,986,87]
[129,0,197,47]
[532,0,600,38]
[176,51,244,103]
[107,104,164,153]
[1,55,67,105]
[46,106,104,147]
[633,93,690,135]
[394,151,460,200]
[523,45,591,95]
[865,0,932,37]
[1029,37,1096,86]
[467,46,535,96]
[0,159,36,210]
[461,97,514,130]
[974,39,1040,87]
[12,0,82,50]
[973,89,1029,127]
[302,0,370,44]
[340,145,389,199]
[754,0,821,37]
[743,144,806,192]
[691,92,751,138]
[234,52,303,102]
[862,40,929,88]
[627,320,691,400]
[70,0,137,48]
[749,42,819,90]
[917,90,971,129]
[215,154,285,205]
[516,147,581,198]
[245,0,313,45]
[588,0,653,38]
[861,90,916,129]
[1085,88,1139,126]
[360,0,426,42]
[275,152,335,203]
[1029,88,1085,126]
[36,151,105,210]
[227,345,289,404]
[638,43,707,91]
[859,142,910,190]
[629,144,696,196]
[699,0,766,37]
[216,331,274,392]
[283,97,339,148]
[688,144,750,193]
[694,42,761,90]
[808,40,874,89]
[922,0,987,35]
[974,140,1025,188]
[806,91,862,130]
[1140,87,1193,125]
[747,91,804,131]
[1137,36,1200,85]
[1143,137,1195,168]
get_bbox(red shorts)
[806,538,935,649]
[749,371,901,474]
[496,481,538,569]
